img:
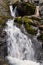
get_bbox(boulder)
[24,22,37,35]
[0,31,7,58]
[23,16,33,24]
[37,33,43,42]
[13,2,36,16]
[40,31,43,34]
[0,57,9,65]
[14,16,37,35]
[0,0,12,33]
[0,0,10,17]
[39,25,43,30]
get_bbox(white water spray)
[5,19,35,60]
[9,4,17,17]
[5,5,40,65]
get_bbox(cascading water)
[4,4,40,65]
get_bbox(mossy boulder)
[0,0,12,30]
[14,16,33,25]
[23,17,37,35]
[23,16,41,27]
[13,2,36,16]
[14,16,37,35]
[24,23,37,35]
[23,17,33,25]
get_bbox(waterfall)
[4,5,40,65]
[9,3,17,17]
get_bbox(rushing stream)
[4,4,41,65]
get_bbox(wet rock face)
[0,31,8,65]
[0,0,12,31]
[37,33,43,42]
[0,0,12,34]
[39,5,43,17]
[0,0,10,17]
[0,0,11,64]
[0,31,7,57]
[0,56,9,65]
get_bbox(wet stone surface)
[0,31,7,57]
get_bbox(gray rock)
[0,0,10,17]
[0,31,7,58]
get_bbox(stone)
[39,25,43,30]
[0,0,10,17]
[1,31,7,38]
[0,30,7,58]
[13,2,36,16]
[14,16,37,35]
[24,22,37,35]
[37,33,43,42]
[0,0,12,33]
[0,57,9,65]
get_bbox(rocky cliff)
[0,0,10,16]
[0,0,11,65]
[0,0,12,33]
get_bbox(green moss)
[23,17,32,25]
[14,17,22,24]
[24,23,37,35]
